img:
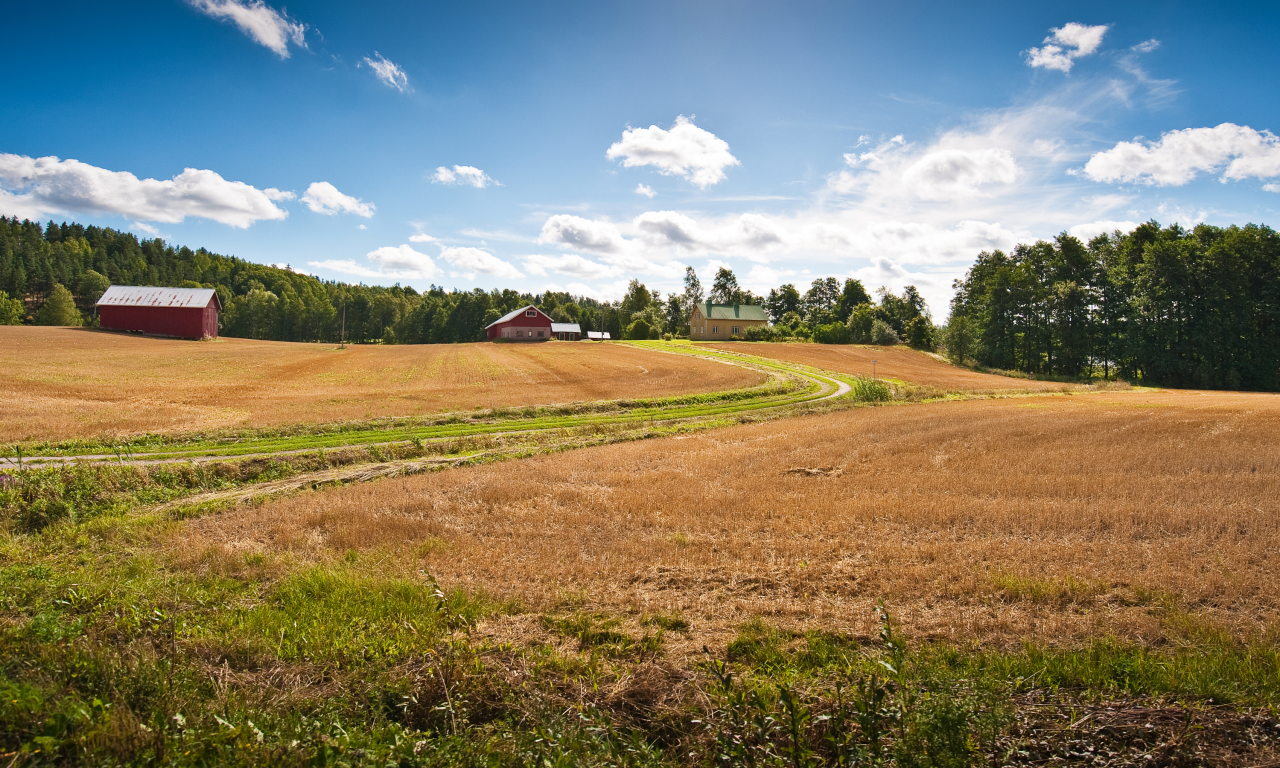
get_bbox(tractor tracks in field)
[4,346,854,472]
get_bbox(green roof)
[694,302,768,322]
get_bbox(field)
[4,337,1280,765]
[700,341,1066,391]
[0,328,763,442]
[185,387,1280,652]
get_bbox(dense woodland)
[947,221,1280,391]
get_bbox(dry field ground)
[180,387,1280,658]
[702,341,1065,391]
[0,327,763,442]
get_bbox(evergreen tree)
[33,283,81,326]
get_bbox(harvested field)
[0,327,763,442]
[701,341,1066,391]
[181,388,1280,657]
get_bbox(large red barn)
[485,304,553,341]
[96,286,221,339]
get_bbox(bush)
[624,319,651,340]
[33,284,82,327]
[905,316,935,350]
[743,325,778,342]
[870,319,899,346]
[846,304,876,343]
[0,290,24,325]
[812,322,850,344]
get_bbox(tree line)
[0,216,935,347]
[946,220,1280,391]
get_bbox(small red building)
[486,305,553,341]
[96,286,221,339]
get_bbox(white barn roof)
[96,286,221,310]
[551,323,581,334]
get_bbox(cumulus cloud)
[0,153,288,228]
[300,182,375,217]
[360,53,410,92]
[539,215,626,253]
[439,246,522,280]
[1026,23,1109,72]
[188,0,306,58]
[408,233,439,243]
[366,244,440,277]
[635,183,656,198]
[606,115,739,188]
[900,148,1019,200]
[1265,182,1280,193]
[1083,123,1280,186]
[522,254,620,279]
[432,165,495,188]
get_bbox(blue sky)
[3,0,1279,313]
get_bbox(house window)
[516,330,523,337]
[526,309,537,317]
[732,326,741,335]
[537,330,544,337]
[712,326,719,334]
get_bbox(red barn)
[96,286,221,339]
[486,304,553,341]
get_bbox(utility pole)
[340,300,347,350]
[871,359,877,379]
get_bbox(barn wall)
[100,305,213,338]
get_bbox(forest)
[947,221,1280,391]
[0,216,929,346]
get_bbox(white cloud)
[360,53,411,92]
[1132,39,1160,54]
[606,115,740,188]
[439,246,522,280]
[131,222,160,236]
[0,154,288,228]
[300,181,375,217]
[432,165,495,188]
[522,254,620,279]
[271,263,310,275]
[188,0,306,58]
[1026,23,1109,72]
[539,214,626,253]
[636,183,656,198]
[408,233,439,243]
[1067,220,1140,241]
[1265,182,1280,193]
[1083,123,1280,186]
[308,259,396,279]
[263,188,294,201]
[365,244,440,278]
[900,148,1019,201]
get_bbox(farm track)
[1,344,849,470]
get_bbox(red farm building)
[485,304,557,341]
[96,286,221,339]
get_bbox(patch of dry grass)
[177,388,1280,658]
[701,341,1067,391]
[0,328,762,441]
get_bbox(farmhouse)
[486,305,555,341]
[689,302,768,340]
[96,286,221,339]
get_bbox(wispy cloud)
[360,53,411,92]
[433,165,496,188]
[188,0,306,58]
[1026,22,1109,72]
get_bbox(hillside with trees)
[947,221,1280,391]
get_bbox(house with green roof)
[689,302,768,340]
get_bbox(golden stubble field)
[0,328,764,441]
[179,387,1280,657]
[702,341,1065,392]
